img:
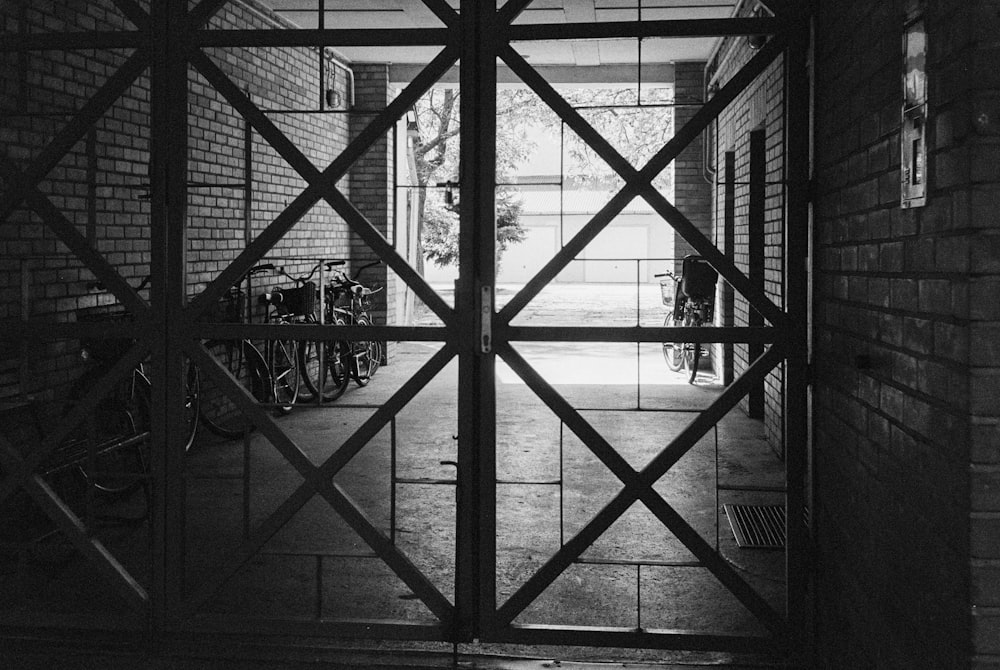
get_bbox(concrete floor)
[0,284,790,668]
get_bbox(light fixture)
[747,6,768,50]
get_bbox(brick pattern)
[812,0,986,667]
[673,61,713,269]
[348,64,395,361]
[0,0,356,401]
[709,20,786,451]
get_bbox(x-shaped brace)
[182,339,458,622]
[495,342,787,637]
[496,33,790,330]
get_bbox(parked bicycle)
[197,264,277,439]
[263,260,352,403]
[655,255,718,384]
[328,260,384,386]
[77,275,200,460]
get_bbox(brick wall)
[812,0,991,666]
[349,63,395,360]
[708,11,786,450]
[0,0,357,401]
[673,61,713,267]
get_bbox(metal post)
[149,0,190,633]
[458,0,497,642]
[784,13,813,664]
[747,129,765,418]
[723,151,736,385]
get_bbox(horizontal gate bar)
[0,32,145,51]
[174,617,451,641]
[500,326,780,344]
[192,28,451,48]
[484,623,781,654]
[187,323,451,342]
[506,17,782,41]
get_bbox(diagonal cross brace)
[495,342,786,634]
[420,0,460,28]
[185,45,458,325]
[0,429,149,611]
[0,340,150,508]
[0,158,150,317]
[0,49,150,224]
[183,340,457,622]
[496,33,789,328]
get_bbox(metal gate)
[0,0,810,659]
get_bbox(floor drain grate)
[724,504,785,549]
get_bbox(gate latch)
[478,285,492,354]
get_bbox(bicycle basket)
[277,282,316,317]
[76,308,135,362]
[679,257,718,301]
[659,279,675,306]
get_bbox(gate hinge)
[477,284,493,354]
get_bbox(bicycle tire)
[269,338,299,413]
[350,316,381,386]
[297,315,350,402]
[685,311,703,384]
[67,369,150,499]
[184,360,200,452]
[198,339,269,439]
[662,314,687,373]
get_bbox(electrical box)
[901,17,927,209]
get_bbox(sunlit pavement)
[418,282,718,387]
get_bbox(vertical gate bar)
[244,88,253,248]
[315,554,323,620]
[784,14,813,663]
[391,416,397,544]
[150,0,190,632]
[635,259,641,410]
[559,421,565,546]
[458,0,498,641]
[19,259,29,395]
[243,433,251,539]
[317,0,325,111]
[722,151,735,385]
[747,129,765,418]
[87,128,97,245]
[636,564,641,631]
[714,424,720,552]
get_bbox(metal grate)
[724,504,786,549]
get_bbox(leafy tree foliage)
[411,85,672,270]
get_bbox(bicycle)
[328,260,384,386]
[78,275,200,459]
[196,265,275,439]
[264,260,352,403]
[655,255,718,384]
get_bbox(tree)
[411,85,673,270]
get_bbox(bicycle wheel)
[198,339,268,439]
[69,369,150,498]
[662,314,687,372]
[269,338,299,413]
[350,316,381,386]
[183,359,200,452]
[297,316,350,402]
[686,311,708,384]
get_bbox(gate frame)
[0,0,812,659]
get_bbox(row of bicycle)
[193,258,384,444]
[68,258,384,480]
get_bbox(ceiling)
[260,0,740,72]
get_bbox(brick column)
[349,63,396,360]
[672,62,713,273]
